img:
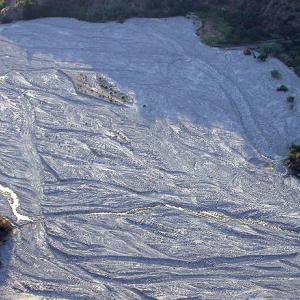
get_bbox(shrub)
[21,0,38,20]
[0,0,6,10]
[288,144,300,160]
[271,70,281,79]
[257,53,268,61]
[86,1,131,22]
[0,13,12,23]
[223,8,271,43]
[294,54,300,65]
[0,216,13,242]
[277,85,289,92]
[286,145,300,177]
[287,96,295,103]
[291,144,300,151]
[260,43,284,56]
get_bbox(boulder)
[243,48,252,56]
[0,216,13,243]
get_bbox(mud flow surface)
[0,17,299,299]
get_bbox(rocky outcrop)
[286,145,300,177]
[0,216,13,243]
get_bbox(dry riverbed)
[0,17,299,299]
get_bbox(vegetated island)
[61,70,135,105]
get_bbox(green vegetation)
[277,85,289,92]
[257,41,300,76]
[86,1,131,23]
[288,144,300,160]
[12,0,212,22]
[0,0,7,10]
[197,9,233,45]
[0,0,299,76]
[271,70,281,79]
[19,0,34,4]
[259,44,284,56]
[257,44,282,62]
[196,6,300,76]
[197,6,272,46]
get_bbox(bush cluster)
[277,85,289,92]
[0,0,6,10]
[271,70,281,79]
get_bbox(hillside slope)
[242,0,300,36]
[1,0,300,36]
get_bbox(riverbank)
[196,9,300,77]
[1,2,299,77]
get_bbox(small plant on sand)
[271,70,281,79]
[277,85,289,92]
[287,96,295,103]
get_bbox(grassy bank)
[1,0,211,23]
[197,7,300,76]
